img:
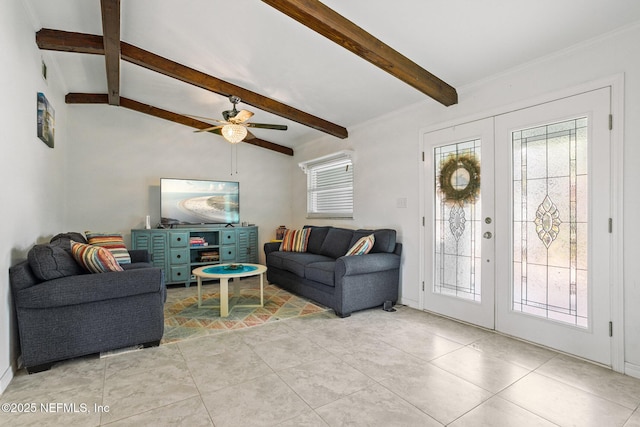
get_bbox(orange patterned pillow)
[279,228,311,252]
[71,241,124,273]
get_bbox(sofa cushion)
[71,241,124,274]
[319,228,354,259]
[305,226,331,254]
[121,262,154,270]
[50,232,87,245]
[279,228,311,252]
[305,262,336,287]
[27,244,85,281]
[85,231,131,265]
[345,234,375,256]
[350,229,397,253]
[268,251,334,277]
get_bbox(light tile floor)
[2,301,640,426]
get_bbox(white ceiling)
[24,0,640,149]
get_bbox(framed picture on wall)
[37,92,55,148]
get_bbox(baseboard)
[624,362,640,379]
[398,297,419,310]
[0,365,14,396]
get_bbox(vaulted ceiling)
[24,0,640,154]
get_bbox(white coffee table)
[191,264,267,317]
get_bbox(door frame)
[418,74,624,372]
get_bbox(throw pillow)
[345,234,375,256]
[71,241,124,273]
[85,231,131,265]
[279,228,311,252]
[28,243,85,281]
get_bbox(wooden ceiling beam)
[36,28,104,53]
[37,29,348,139]
[262,0,458,107]
[100,0,121,105]
[120,43,347,139]
[65,93,294,156]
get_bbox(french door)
[494,88,612,365]
[423,118,495,329]
[423,88,612,365]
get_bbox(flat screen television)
[160,178,240,226]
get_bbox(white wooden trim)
[609,73,625,373]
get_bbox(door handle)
[483,231,493,239]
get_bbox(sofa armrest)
[264,242,281,256]
[15,267,165,309]
[335,253,401,277]
[128,249,151,263]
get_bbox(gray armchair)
[9,234,165,373]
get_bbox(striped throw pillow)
[345,234,375,256]
[71,241,124,273]
[279,228,311,252]
[85,231,131,265]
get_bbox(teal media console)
[131,226,258,286]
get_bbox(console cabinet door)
[237,228,258,263]
[132,230,168,271]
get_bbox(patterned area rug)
[162,277,331,344]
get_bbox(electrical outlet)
[396,197,407,208]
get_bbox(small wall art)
[37,92,55,148]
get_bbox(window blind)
[300,151,354,218]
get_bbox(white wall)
[292,108,425,306]
[292,23,640,374]
[64,105,293,263]
[0,0,68,393]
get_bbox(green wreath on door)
[438,153,481,205]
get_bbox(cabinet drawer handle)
[176,254,181,259]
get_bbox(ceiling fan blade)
[246,123,288,131]
[229,109,254,124]
[194,125,223,133]
[185,114,227,124]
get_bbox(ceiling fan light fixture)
[221,124,247,143]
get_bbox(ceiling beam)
[65,93,294,156]
[262,0,458,107]
[100,0,121,105]
[36,29,348,139]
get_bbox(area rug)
[162,278,332,344]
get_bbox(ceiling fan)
[192,95,287,143]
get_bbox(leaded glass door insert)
[512,118,588,327]
[434,140,482,301]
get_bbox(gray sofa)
[9,232,166,373]
[264,226,402,317]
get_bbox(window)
[299,151,354,218]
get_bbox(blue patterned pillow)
[345,234,375,256]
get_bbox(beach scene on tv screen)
[161,179,239,224]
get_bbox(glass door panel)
[512,118,588,327]
[434,139,482,301]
